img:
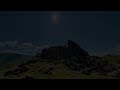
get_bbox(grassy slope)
[3,60,109,79]
[0,52,32,78]
[1,54,120,79]
[3,57,117,79]
[102,55,120,67]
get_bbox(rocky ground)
[1,40,120,79]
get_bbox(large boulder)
[40,40,89,60]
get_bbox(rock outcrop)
[40,40,89,60]
[67,40,89,57]
[3,40,117,79]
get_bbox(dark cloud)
[0,41,49,55]
[18,43,35,49]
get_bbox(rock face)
[40,46,68,60]
[67,40,89,57]
[4,65,29,76]
[40,40,89,60]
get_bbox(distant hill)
[0,52,32,69]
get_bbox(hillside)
[2,55,120,79]
[0,52,32,78]
[2,40,120,79]
[0,52,32,68]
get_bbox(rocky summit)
[2,40,119,79]
[40,40,89,60]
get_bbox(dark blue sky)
[0,11,120,55]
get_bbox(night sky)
[0,11,120,55]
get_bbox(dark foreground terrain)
[0,40,120,79]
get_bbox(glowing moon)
[52,14,60,24]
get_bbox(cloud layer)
[0,41,49,55]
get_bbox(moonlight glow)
[52,14,60,25]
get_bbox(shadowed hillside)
[0,52,32,78]
[1,40,120,79]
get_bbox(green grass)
[102,55,120,63]
[0,52,32,69]
[1,54,120,79]
[102,55,120,68]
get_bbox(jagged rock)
[67,40,89,57]
[41,46,68,60]
[12,66,29,75]
[42,66,54,74]
[108,69,120,78]
[4,66,29,76]
[40,40,89,60]
[4,71,13,76]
